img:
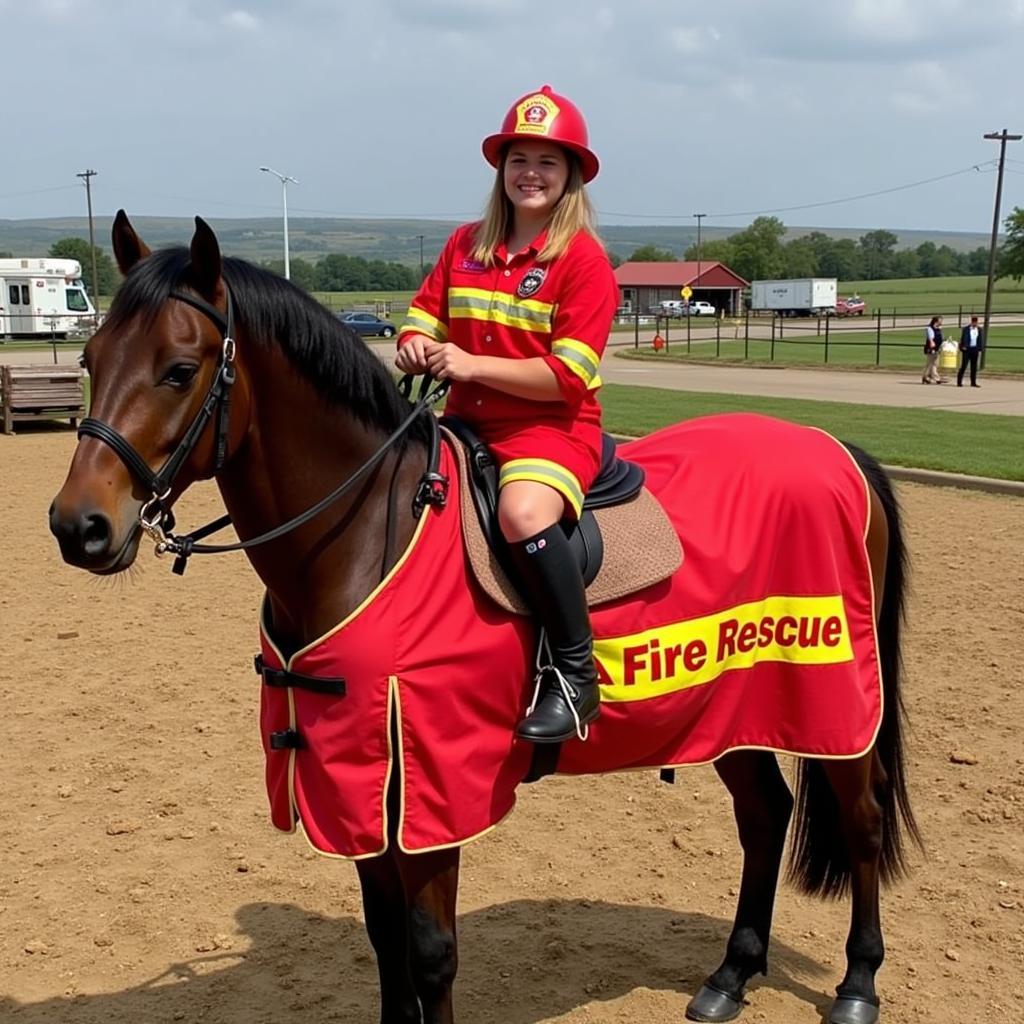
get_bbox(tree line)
[35,206,1024,299]
[41,238,425,297]
[619,216,1000,283]
[257,254,428,293]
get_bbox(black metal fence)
[620,307,1023,370]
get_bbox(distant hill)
[0,216,994,265]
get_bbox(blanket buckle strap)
[253,653,347,696]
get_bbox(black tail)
[788,444,922,898]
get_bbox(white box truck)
[0,258,97,338]
[750,278,837,317]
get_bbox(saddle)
[440,417,682,614]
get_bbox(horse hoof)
[686,983,744,1022]
[828,995,880,1024]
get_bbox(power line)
[0,184,83,201]
[601,162,997,221]
[6,160,1003,229]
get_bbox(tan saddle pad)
[444,429,683,616]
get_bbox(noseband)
[78,286,448,574]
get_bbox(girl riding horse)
[396,85,619,744]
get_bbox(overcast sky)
[4,0,1023,234]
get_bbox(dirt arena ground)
[1,426,1021,1024]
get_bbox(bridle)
[78,289,238,548]
[78,286,448,575]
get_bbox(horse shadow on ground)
[2,900,838,1023]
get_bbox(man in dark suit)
[957,316,985,387]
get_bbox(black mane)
[105,247,424,438]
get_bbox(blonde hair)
[471,150,600,266]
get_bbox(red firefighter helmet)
[482,84,600,183]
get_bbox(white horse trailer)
[0,258,97,338]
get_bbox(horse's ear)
[189,216,222,303]
[111,209,151,275]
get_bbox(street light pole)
[76,169,99,310]
[980,130,1021,369]
[259,166,299,280]
[417,234,425,280]
[693,212,706,302]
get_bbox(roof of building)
[613,261,749,289]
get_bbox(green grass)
[839,275,1024,314]
[312,290,414,317]
[69,374,1020,482]
[599,383,1023,481]
[619,330,1024,374]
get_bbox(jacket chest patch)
[517,267,547,298]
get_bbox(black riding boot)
[509,524,600,743]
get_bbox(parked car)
[685,300,716,317]
[655,300,687,317]
[336,311,397,338]
[654,299,717,318]
[834,295,866,317]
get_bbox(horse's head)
[50,211,247,574]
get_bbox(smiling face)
[502,140,570,227]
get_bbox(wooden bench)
[1,364,86,434]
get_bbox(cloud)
[222,9,260,31]
[669,27,701,53]
[36,0,79,18]
[386,0,515,29]
[1,0,1022,232]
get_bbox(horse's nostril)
[81,513,112,556]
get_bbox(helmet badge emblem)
[514,94,560,137]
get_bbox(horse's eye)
[162,363,198,388]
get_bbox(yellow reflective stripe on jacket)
[498,458,585,518]
[552,337,602,389]
[401,305,448,342]
[448,287,554,333]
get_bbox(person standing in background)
[922,315,944,384]
[957,316,985,388]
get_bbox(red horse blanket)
[258,413,881,858]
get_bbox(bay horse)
[50,213,920,1024]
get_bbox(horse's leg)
[821,753,885,1024]
[687,750,794,1023]
[396,846,461,1024]
[356,850,423,1024]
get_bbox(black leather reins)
[78,287,449,574]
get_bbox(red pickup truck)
[834,295,866,316]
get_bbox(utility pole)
[693,212,705,301]
[981,129,1021,369]
[76,169,99,311]
[417,234,425,280]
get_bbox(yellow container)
[939,347,957,371]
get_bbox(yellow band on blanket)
[594,595,853,703]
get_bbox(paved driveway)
[6,340,1021,417]
[601,359,1023,416]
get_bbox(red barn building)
[614,261,749,315]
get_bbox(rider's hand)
[425,341,476,383]
[395,335,430,374]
